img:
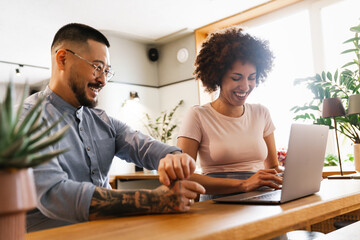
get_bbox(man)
[25,23,205,232]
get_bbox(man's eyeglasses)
[59,49,115,81]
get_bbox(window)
[237,0,360,156]
[245,9,314,148]
[321,0,360,72]
[320,0,360,158]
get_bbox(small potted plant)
[0,81,68,240]
[144,100,184,144]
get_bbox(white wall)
[97,82,160,174]
[97,82,160,132]
[157,33,196,86]
[106,34,158,86]
[159,80,199,146]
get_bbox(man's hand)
[158,152,196,186]
[151,180,205,213]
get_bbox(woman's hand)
[241,169,283,192]
[273,165,285,174]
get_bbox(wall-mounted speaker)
[148,48,159,62]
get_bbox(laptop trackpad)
[213,189,281,204]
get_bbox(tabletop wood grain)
[26,180,360,240]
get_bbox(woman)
[177,27,283,201]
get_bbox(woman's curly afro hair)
[194,26,274,93]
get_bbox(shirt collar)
[43,86,83,118]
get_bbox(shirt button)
[91,170,95,175]
[80,127,83,131]
[87,147,90,151]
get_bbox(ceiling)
[0,0,269,84]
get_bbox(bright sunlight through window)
[232,0,360,161]
[245,10,314,148]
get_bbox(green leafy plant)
[0,81,68,169]
[291,22,360,143]
[144,100,183,143]
[324,153,354,167]
[324,153,340,166]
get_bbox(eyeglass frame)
[56,49,115,81]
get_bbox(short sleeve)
[262,106,275,137]
[177,106,202,143]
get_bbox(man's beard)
[69,77,98,108]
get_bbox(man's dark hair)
[51,23,110,50]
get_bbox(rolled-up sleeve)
[111,118,180,170]
[33,153,95,223]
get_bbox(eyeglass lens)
[93,65,114,81]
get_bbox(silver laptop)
[213,123,329,204]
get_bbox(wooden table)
[110,171,160,189]
[26,180,360,240]
[322,166,356,178]
[109,167,357,187]
[112,171,159,180]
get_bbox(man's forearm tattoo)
[89,182,183,220]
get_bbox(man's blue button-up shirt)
[24,86,180,231]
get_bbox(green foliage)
[144,100,183,143]
[347,153,355,162]
[291,21,360,143]
[324,153,354,167]
[324,154,339,166]
[0,81,68,169]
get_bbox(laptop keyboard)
[242,190,281,201]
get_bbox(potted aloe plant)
[0,81,68,240]
[291,21,360,170]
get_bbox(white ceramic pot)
[0,168,37,240]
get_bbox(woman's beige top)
[178,103,275,174]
